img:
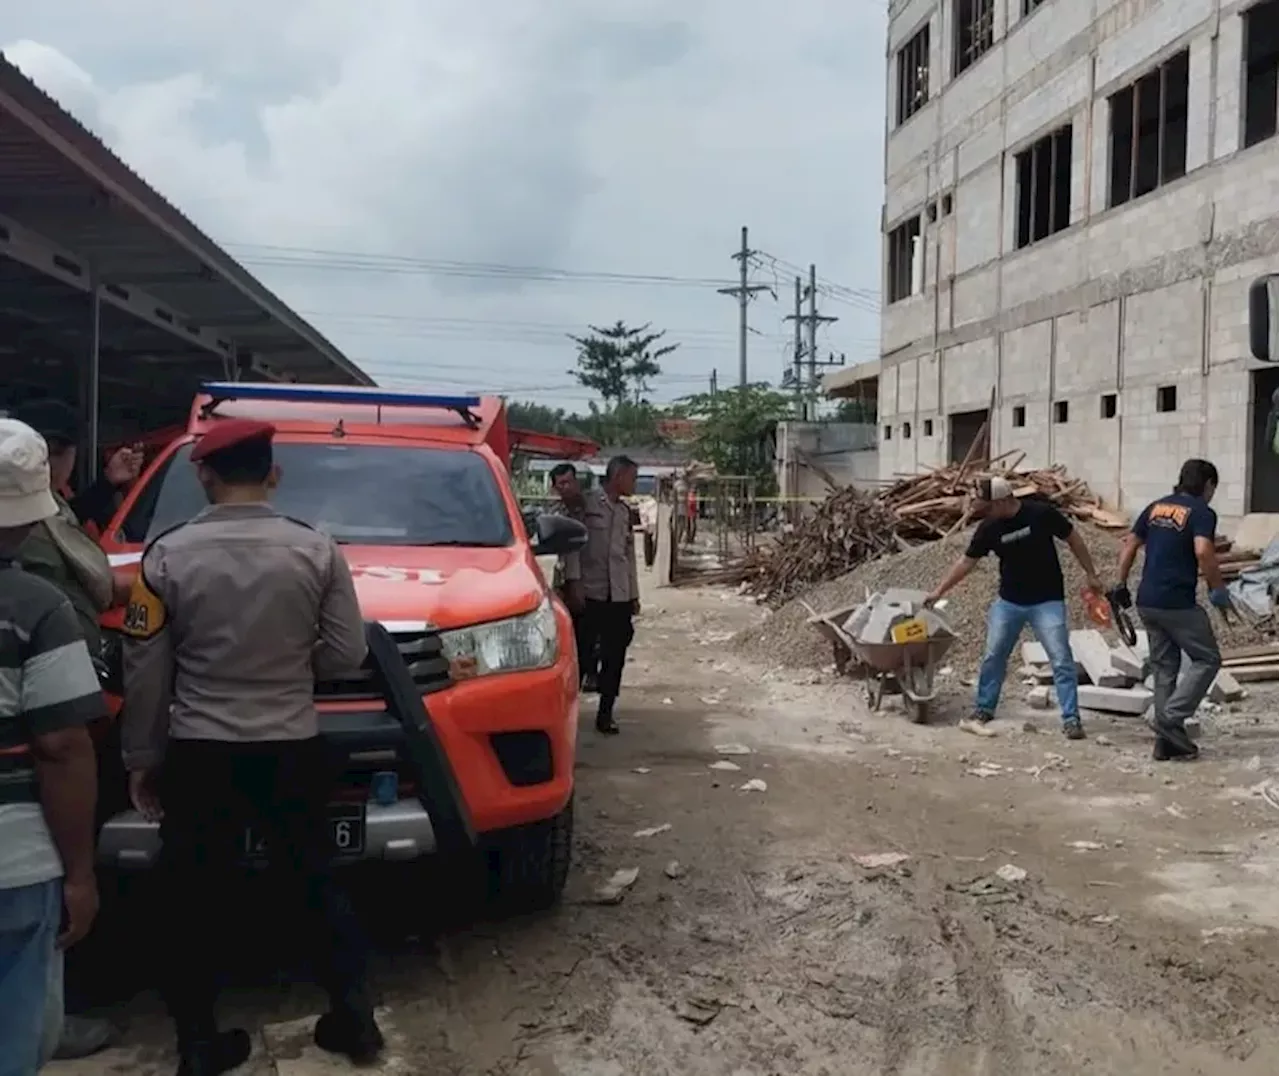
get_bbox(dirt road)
[55,583,1278,1075]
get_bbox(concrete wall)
[776,421,881,503]
[880,0,1280,520]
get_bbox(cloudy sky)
[5,0,885,409]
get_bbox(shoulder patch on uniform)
[122,571,167,640]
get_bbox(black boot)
[1153,727,1199,762]
[314,1007,385,1065]
[175,1029,252,1076]
[596,698,619,735]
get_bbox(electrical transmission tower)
[718,226,772,391]
[783,264,844,420]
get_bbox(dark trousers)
[585,600,635,702]
[155,738,368,1046]
[1138,606,1221,732]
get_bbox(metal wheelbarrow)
[847,633,956,725]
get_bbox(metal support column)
[80,273,101,485]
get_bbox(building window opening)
[954,0,995,77]
[923,418,934,436]
[887,215,923,303]
[1023,0,1047,14]
[903,421,913,439]
[1100,393,1118,419]
[1108,50,1190,208]
[1015,125,1073,249]
[896,24,931,125]
[1244,0,1279,148]
[1012,405,1027,428]
[1053,400,1069,423]
[884,425,893,441]
[1156,385,1177,412]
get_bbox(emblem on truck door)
[352,566,446,584]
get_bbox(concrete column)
[79,274,100,485]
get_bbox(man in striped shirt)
[0,418,103,1074]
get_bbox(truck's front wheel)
[484,797,574,913]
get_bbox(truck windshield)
[122,442,514,547]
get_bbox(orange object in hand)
[1081,587,1112,627]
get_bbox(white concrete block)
[1078,685,1155,715]
[1069,629,1129,687]
[1207,669,1245,703]
[1028,686,1052,709]
[1109,648,1144,680]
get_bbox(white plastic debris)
[1068,840,1106,852]
[633,824,672,839]
[714,743,753,756]
[739,779,768,793]
[852,852,910,869]
[594,867,640,904]
[708,760,741,772]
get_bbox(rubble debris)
[852,852,910,869]
[714,743,753,756]
[1068,840,1106,852]
[995,864,1028,883]
[1027,686,1051,709]
[593,867,640,905]
[740,458,1126,607]
[664,860,685,879]
[633,824,672,839]
[708,760,742,772]
[1208,669,1245,703]
[739,779,768,793]
[674,996,722,1026]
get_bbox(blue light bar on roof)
[200,382,482,410]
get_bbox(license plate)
[890,617,929,644]
[243,805,366,860]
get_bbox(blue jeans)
[976,598,1079,724]
[0,879,64,1075]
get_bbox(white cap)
[975,476,1014,501]
[0,419,59,528]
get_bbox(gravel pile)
[732,524,1275,675]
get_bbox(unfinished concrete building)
[854,0,1278,521]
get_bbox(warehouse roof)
[0,51,370,386]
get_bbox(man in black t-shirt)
[927,477,1103,740]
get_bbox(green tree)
[676,382,793,488]
[832,397,877,424]
[505,401,576,435]
[568,321,678,409]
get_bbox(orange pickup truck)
[95,382,589,911]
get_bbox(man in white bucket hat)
[0,419,103,1073]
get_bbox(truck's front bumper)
[96,798,438,870]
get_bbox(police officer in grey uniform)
[121,419,381,1075]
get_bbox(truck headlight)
[439,597,559,678]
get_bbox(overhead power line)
[220,238,878,301]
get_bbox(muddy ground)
[54,580,1278,1075]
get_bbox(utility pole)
[784,264,841,420]
[718,226,771,391]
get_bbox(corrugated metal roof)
[0,52,372,386]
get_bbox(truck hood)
[340,544,546,631]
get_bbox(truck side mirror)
[529,513,587,557]
[1249,273,1277,363]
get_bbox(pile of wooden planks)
[878,451,1128,541]
[1218,642,1280,683]
[1021,631,1278,716]
[737,453,1125,605]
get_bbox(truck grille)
[315,628,451,701]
